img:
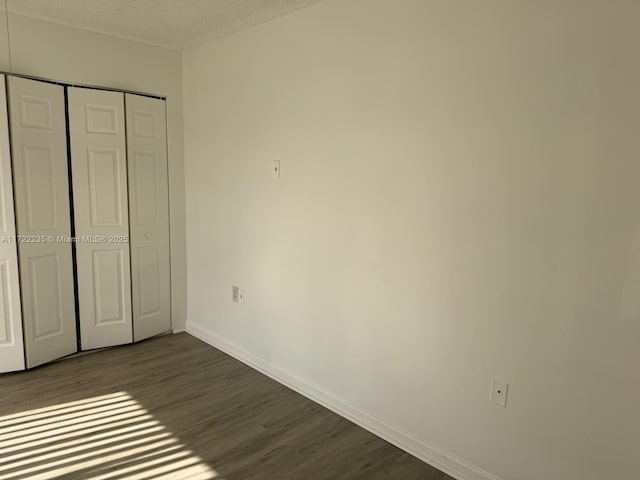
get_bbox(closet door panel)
[0,75,25,373]
[125,94,170,341]
[68,88,132,350]
[8,76,77,368]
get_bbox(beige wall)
[0,13,187,331]
[183,1,640,479]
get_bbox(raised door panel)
[29,254,63,339]
[92,249,127,325]
[69,87,132,350]
[8,76,77,368]
[137,245,161,318]
[0,75,25,373]
[19,96,53,129]
[133,152,159,225]
[87,148,124,227]
[22,145,58,231]
[126,94,171,341]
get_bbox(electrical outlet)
[232,286,239,303]
[273,160,280,178]
[490,378,509,407]
[238,288,245,304]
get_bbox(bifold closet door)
[125,94,171,341]
[68,88,132,350]
[8,76,77,368]
[0,75,25,373]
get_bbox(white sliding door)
[8,76,77,368]
[68,88,132,350]
[125,94,171,341]
[0,75,25,373]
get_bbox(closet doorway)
[0,74,172,371]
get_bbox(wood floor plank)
[0,333,453,480]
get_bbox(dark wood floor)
[0,333,452,480]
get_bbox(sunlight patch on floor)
[0,392,219,480]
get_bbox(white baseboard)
[186,320,502,480]
[172,328,185,334]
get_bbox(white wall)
[177,0,640,479]
[0,13,187,331]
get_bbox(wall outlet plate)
[490,378,509,407]
[273,160,280,178]
[238,288,245,304]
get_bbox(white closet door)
[0,75,25,373]
[8,76,77,368]
[125,94,171,341]
[68,88,132,350]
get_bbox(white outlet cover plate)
[273,160,280,178]
[490,378,509,407]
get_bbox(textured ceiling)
[5,0,325,50]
